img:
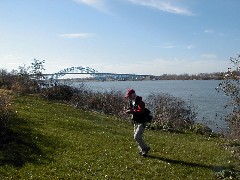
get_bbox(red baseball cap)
[125,89,135,98]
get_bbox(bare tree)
[11,59,46,93]
[218,54,240,138]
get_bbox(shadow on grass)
[0,115,55,167]
[147,155,239,172]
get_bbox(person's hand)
[125,109,133,114]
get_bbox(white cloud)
[186,44,195,49]
[72,0,108,13]
[204,29,214,34]
[158,43,194,49]
[128,0,193,16]
[72,0,193,15]
[162,45,176,49]
[202,54,217,59]
[72,0,104,7]
[160,43,177,49]
[59,33,94,39]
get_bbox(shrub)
[0,69,23,91]
[50,84,197,131]
[6,59,45,94]
[71,87,197,130]
[71,84,127,118]
[190,123,213,136]
[0,89,12,122]
[227,114,240,139]
[41,85,74,101]
[11,77,36,94]
[70,84,94,109]
[145,93,196,131]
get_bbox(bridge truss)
[42,66,152,82]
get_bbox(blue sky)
[0,0,240,75]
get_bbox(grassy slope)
[0,95,239,179]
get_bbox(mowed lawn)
[0,95,239,179]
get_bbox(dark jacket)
[129,96,146,123]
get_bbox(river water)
[71,80,230,132]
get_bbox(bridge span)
[42,66,154,81]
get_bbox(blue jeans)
[134,123,149,153]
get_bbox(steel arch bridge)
[55,66,99,79]
[42,66,152,81]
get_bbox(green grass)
[0,95,239,179]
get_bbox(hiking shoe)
[141,147,150,157]
[145,147,150,154]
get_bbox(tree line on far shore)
[62,71,226,82]
[152,72,226,80]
